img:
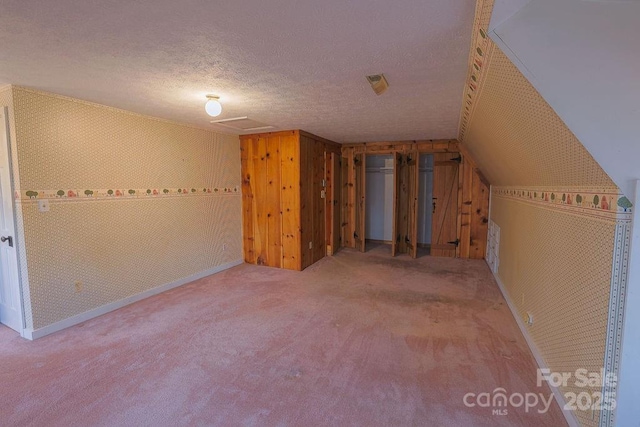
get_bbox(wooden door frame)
[430,153,460,257]
[325,152,341,256]
[357,154,366,252]
[340,155,350,248]
[391,152,401,257]
[340,140,463,256]
[408,151,419,259]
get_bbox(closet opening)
[364,154,394,254]
[342,141,488,260]
[362,153,435,258]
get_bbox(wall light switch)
[38,199,50,212]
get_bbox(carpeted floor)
[0,245,567,426]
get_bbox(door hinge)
[321,190,326,199]
[447,238,460,247]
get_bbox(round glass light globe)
[205,99,222,117]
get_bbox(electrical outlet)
[526,312,534,326]
[38,199,50,212]
[309,241,313,249]
[74,281,83,293]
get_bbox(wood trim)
[410,151,419,259]
[456,152,464,258]
[391,151,401,257]
[239,130,299,140]
[341,139,457,148]
[366,239,393,245]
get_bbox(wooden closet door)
[407,152,419,259]
[354,153,366,252]
[312,141,326,263]
[431,153,460,257]
[341,156,350,248]
[328,153,341,254]
[391,152,402,257]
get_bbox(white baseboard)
[22,259,243,340]
[489,263,580,427]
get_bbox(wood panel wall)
[241,131,298,268]
[458,145,490,259]
[326,153,341,255]
[241,130,341,271]
[281,134,301,270]
[341,140,459,251]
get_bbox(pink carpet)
[0,245,566,426]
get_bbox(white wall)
[417,154,434,244]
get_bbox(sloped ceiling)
[486,0,640,198]
[462,46,614,188]
[459,0,616,190]
[0,0,476,142]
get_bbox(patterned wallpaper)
[459,1,630,426]
[8,87,242,331]
[458,0,615,189]
[490,192,617,427]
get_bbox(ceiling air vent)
[210,116,275,132]
[366,74,389,95]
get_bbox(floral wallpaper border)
[459,0,495,142]
[493,186,633,223]
[16,186,240,202]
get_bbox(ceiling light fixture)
[205,95,222,117]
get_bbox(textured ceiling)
[0,0,475,143]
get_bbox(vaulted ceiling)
[0,0,476,142]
